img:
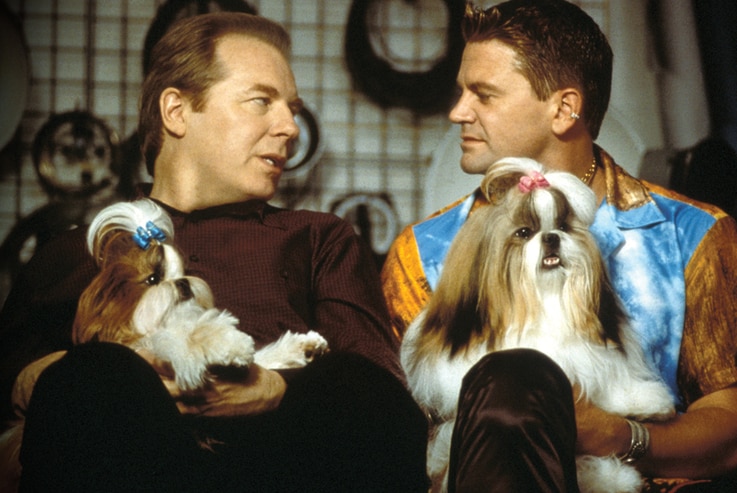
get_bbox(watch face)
[33,111,119,197]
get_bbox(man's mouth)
[262,155,285,168]
[460,134,482,143]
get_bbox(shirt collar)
[598,146,665,228]
[135,183,268,222]
[591,146,667,259]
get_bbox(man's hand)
[572,386,630,457]
[136,348,287,417]
[574,385,737,478]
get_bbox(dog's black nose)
[175,279,193,300]
[542,233,560,248]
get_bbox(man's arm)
[575,386,737,478]
[577,215,737,479]
[154,215,402,416]
[309,217,404,378]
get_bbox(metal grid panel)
[0,0,609,254]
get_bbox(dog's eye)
[145,273,161,286]
[514,227,532,239]
[558,222,568,232]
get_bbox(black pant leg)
[261,352,429,493]
[19,342,209,493]
[448,348,579,493]
[20,345,428,493]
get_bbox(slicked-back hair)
[139,12,291,176]
[462,0,612,139]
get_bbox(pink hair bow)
[518,171,550,193]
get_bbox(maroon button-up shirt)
[0,199,403,422]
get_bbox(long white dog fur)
[401,157,674,493]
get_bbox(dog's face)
[464,181,606,346]
[496,185,600,292]
[73,230,214,346]
[420,158,614,354]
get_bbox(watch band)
[619,419,650,464]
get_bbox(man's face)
[183,34,301,205]
[450,40,555,175]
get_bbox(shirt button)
[189,254,199,262]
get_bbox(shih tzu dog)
[73,198,328,388]
[401,157,674,493]
[0,199,328,492]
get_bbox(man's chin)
[459,158,493,175]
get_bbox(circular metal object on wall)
[331,193,399,255]
[344,0,465,115]
[284,104,324,179]
[32,111,120,198]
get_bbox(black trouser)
[446,349,737,493]
[448,349,580,493]
[19,342,429,493]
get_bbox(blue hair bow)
[132,221,167,250]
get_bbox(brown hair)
[462,0,612,139]
[139,13,291,176]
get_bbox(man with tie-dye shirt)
[382,1,737,491]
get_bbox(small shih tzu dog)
[73,198,328,389]
[0,199,328,492]
[401,157,674,493]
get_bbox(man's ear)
[552,88,583,136]
[160,87,187,138]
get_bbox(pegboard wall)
[0,0,609,280]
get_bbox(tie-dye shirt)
[382,148,737,409]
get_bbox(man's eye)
[514,227,532,239]
[145,273,160,286]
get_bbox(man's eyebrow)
[248,83,279,97]
[468,82,499,94]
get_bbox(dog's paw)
[209,328,257,368]
[187,309,255,367]
[622,381,675,421]
[597,378,675,422]
[295,330,329,363]
[253,330,329,369]
[576,455,643,493]
[171,357,210,391]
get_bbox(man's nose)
[449,92,473,124]
[274,104,300,140]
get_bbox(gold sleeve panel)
[678,214,737,407]
[381,226,432,340]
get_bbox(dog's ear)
[93,230,137,268]
[597,274,627,349]
[423,206,495,354]
[73,269,139,346]
[481,171,524,204]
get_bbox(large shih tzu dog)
[0,198,328,492]
[401,158,674,493]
